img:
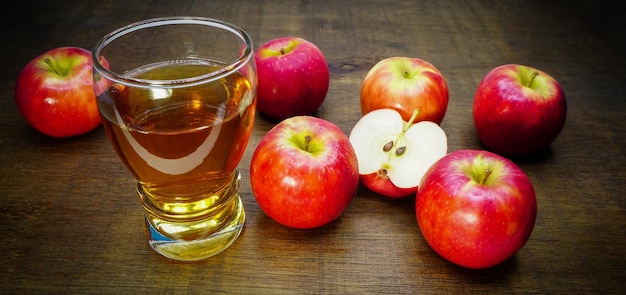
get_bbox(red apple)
[416,149,537,269]
[255,37,329,120]
[360,57,449,124]
[250,116,359,229]
[15,46,103,138]
[349,108,447,198]
[473,64,567,155]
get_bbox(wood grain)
[1,0,624,293]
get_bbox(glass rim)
[92,16,254,89]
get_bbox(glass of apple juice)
[92,17,256,261]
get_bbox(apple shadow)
[475,140,555,164]
[356,183,417,209]
[21,121,105,147]
[251,207,345,241]
[506,147,555,164]
[256,112,282,124]
[255,108,324,125]
[448,254,519,283]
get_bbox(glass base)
[138,170,246,261]
[143,195,245,261]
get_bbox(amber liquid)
[98,60,255,260]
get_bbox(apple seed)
[383,141,394,152]
[395,146,406,156]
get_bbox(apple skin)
[255,37,329,120]
[361,57,449,124]
[473,64,567,155]
[15,47,103,138]
[416,149,537,269]
[250,116,359,229]
[360,172,416,198]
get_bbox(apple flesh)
[255,37,329,120]
[473,64,567,155]
[361,57,449,124]
[250,116,359,229]
[349,108,447,198]
[15,46,102,138]
[416,149,537,269]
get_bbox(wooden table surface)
[2,0,624,294]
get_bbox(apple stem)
[304,135,312,152]
[402,109,420,132]
[280,48,286,55]
[527,71,539,88]
[44,58,62,76]
[480,169,492,185]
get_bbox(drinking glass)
[92,17,256,261]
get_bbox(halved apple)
[349,108,447,197]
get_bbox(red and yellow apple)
[349,108,447,198]
[255,37,329,120]
[360,57,449,124]
[416,149,537,269]
[250,116,359,229]
[15,46,103,138]
[473,64,567,155]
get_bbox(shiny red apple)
[250,116,359,229]
[349,108,447,198]
[15,46,102,138]
[360,57,449,124]
[416,149,537,269]
[473,64,567,155]
[255,37,329,120]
